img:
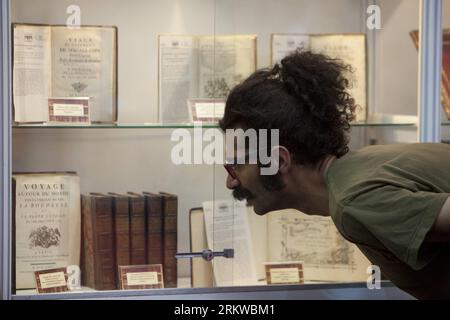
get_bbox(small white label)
[126,272,159,286]
[53,104,85,117]
[270,268,300,284]
[39,272,67,289]
[194,102,225,118]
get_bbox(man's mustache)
[232,186,254,201]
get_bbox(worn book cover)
[12,23,118,124]
[81,193,116,290]
[108,193,131,272]
[142,192,164,266]
[12,172,81,290]
[127,192,147,265]
[160,192,178,288]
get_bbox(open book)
[158,34,257,123]
[271,33,367,123]
[13,24,117,124]
[190,202,371,288]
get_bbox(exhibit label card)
[34,267,69,293]
[189,99,225,123]
[126,272,159,286]
[264,261,304,285]
[118,264,164,290]
[48,97,90,125]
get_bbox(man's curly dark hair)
[219,50,357,166]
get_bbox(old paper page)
[14,173,81,289]
[51,26,116,123]
[267,209,370,282]
[202,200,258,287]
[159,35,198,123]
[198,35,256,99]
[310,34,367,122]
[271,34,310,66]
[13,25,52,123]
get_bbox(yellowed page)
[158,35,197,123]
[202,200,258,287]
[51,26,116,123]
[198,35,256,99]
[14,173,81,289]
[271,34,310,66]
[13,25,52,123]
[310,34,367,122]
[267,209,371,282]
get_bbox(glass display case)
[0,0,448,300]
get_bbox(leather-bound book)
[81,193,116,290]
[159,192,178,288]
[108,193,131,271]
[142,192,163,265]
[127,192,147,265]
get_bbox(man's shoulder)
[327,143,450,189]
[326,143,450,220]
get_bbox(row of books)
[80,192,178,290]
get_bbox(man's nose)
[226,174,240,190]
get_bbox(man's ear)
[274,146,292,174]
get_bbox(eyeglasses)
[223,152,249,182]
[223,146,277,181]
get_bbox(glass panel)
[211,0,422,292]
[11,0,218,296]
[10,0,438,299]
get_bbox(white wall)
[12,0,444,279]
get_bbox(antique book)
[410,29,450,119]
[108,193,131,270]
[80,193,116,290]
[127,192,147,265]
[12,23,117,124]
[159,192,178,288]
[142,192,164,266]
[202,201,259,287]
[12,172,81,290]
[158,34,257,123]
[189,208,214,288]
[271,33,367,122]
[190,204,371,286]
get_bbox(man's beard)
[232,172,285,202]
[232,186,254,201]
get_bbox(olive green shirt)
[326,143,450,299]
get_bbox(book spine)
[81,195,116,290]
[111,196,131,269]
[81,195,95,289]
[129,195,147,265]
[144,194,163,265]
[161,194,178,288]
